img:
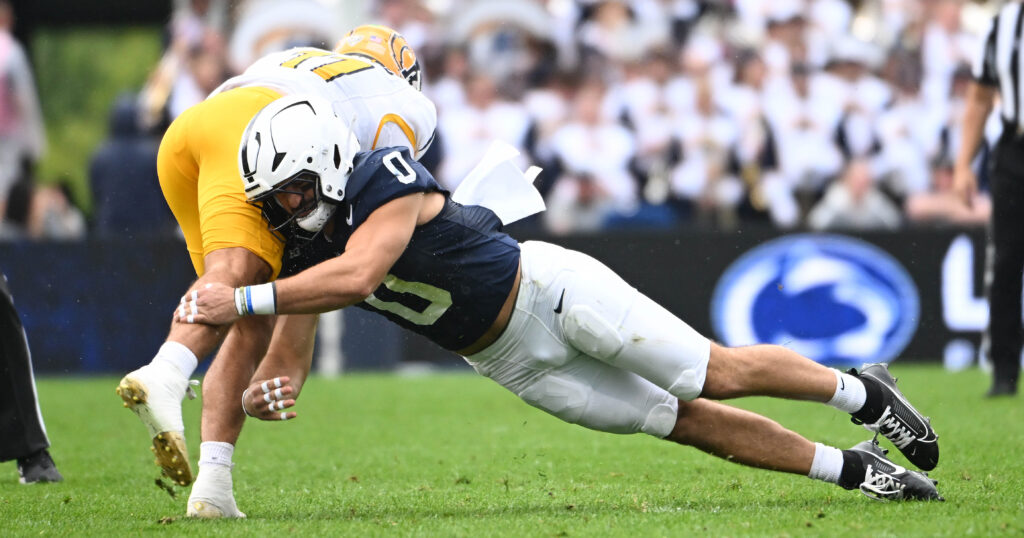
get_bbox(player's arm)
[276,192,423,313]
[954,16,1000,207]
[952,81,996,206]
[241,313,318,421]
[175,192,425,324]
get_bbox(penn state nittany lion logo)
[711,234,919,367]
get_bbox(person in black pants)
[0,272,62,483]
[954,1,1024,397]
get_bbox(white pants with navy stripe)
[464,241,711,438]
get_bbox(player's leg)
[666,397,941,500]
[985,172,1024,396]
[119,120,283,489]
[187,314,317,519]
[117,248,272,487]
[0,274,62,483]
[469,330,939,500]
[531,240,938,471]
[184,315,272,519]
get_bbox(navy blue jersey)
[281,147,521,351]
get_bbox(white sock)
[826,369,866,414]
[808,442,844,484]
[199,441,234,469]
[152,341,198,378]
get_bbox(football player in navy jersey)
[179,94,944,503]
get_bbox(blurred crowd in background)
[0,0,1007,240]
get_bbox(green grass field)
[2,365,1022,536]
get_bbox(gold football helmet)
[334,24,422,91]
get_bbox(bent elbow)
[350,275,379,302]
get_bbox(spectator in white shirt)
[920,0,979,107]
[807,158,903,231]
[763,63,844,201]
[438,72,531,191]
[669,77,740,226]
[545,79,637,234]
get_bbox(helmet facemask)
[251,171,338,242]
[239,95,361,243]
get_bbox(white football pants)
[464,241,711,438]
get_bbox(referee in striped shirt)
[954,1,1024,397]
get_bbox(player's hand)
[242,376,298,421]
[951,163,978,208]
[175,283,240,325]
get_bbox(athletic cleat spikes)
[850,363,939,471]
[117,363,197,487]
[848,439,944,502]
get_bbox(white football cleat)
[116,362,198,486]
[187,465,246,518]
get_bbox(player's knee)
[667,368,704,401]
[562,304,623,361]
[518,375,587,425]
[640,400,678,438]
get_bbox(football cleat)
[17,449,63,484]
[187,464,246,519]
[117,362,199,486]
[850,363,939,471]
[848,439,943,501]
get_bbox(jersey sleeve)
[344,147,443,230]
[974,13,1001,86]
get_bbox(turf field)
[1,364,1022,536]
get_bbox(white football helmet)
[239,94,361,238]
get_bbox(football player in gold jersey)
[117,26,433,518]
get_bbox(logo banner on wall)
[711,234,920,367]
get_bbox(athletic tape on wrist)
[234,288,246,316]
[238,283,277,315]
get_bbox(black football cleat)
[851,363,939,471]
[985,379,1017,398]
[17,449,63,484]
[848,440,943,502]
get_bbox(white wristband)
[241,389,254,417]
[236,282,277,316]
